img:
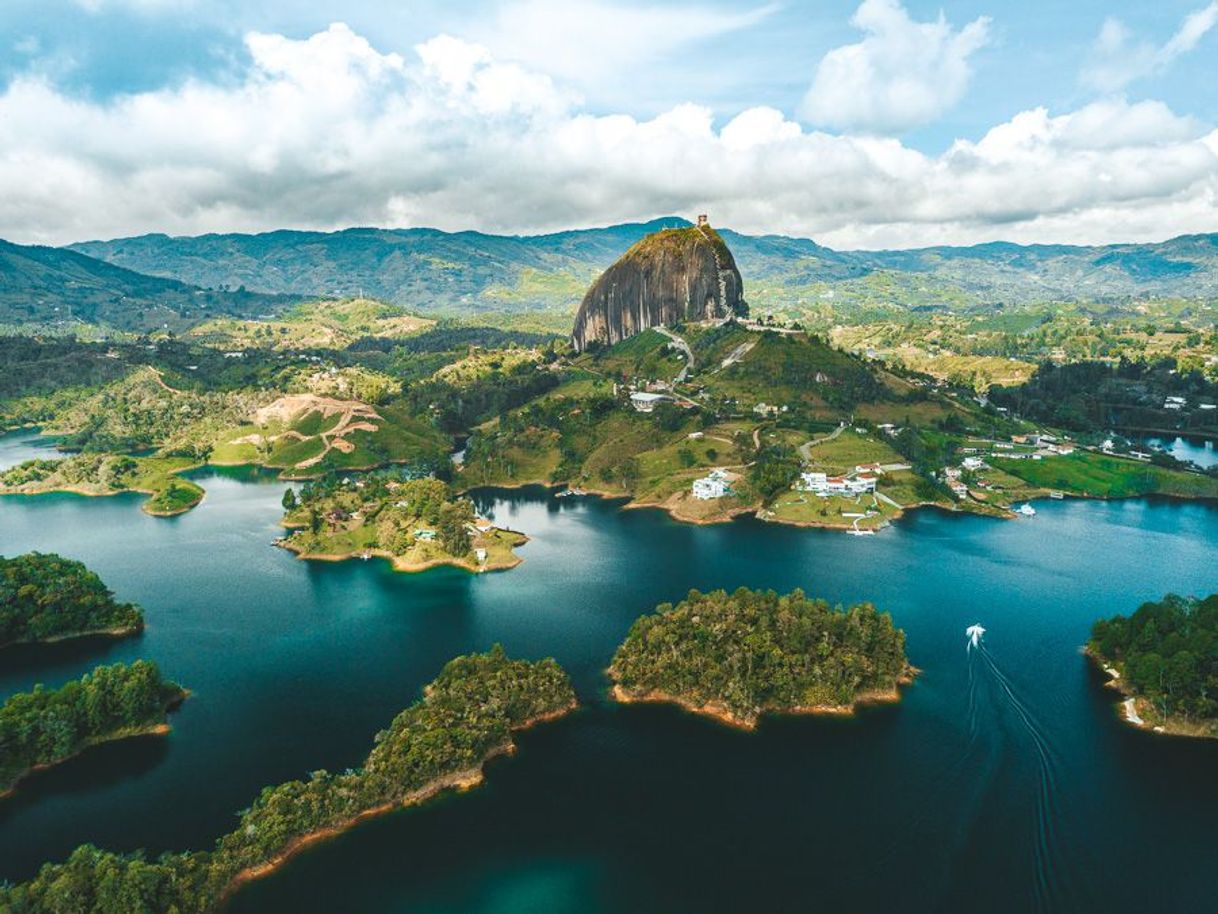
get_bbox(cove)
[3,430,1218,913]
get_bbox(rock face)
[571,224,746,351]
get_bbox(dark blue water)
[2,430,1218,913]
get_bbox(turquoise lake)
[2,429,1218,913]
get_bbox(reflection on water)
[1145,435,1218,469]
[2,445,1218,913]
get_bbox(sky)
[1,0,1217,249]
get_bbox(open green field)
[803,430,905,473]
[993,451,1218,500]
[0,453,204,516]
[767,489,901,529]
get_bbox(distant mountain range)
[0,239,296,332]
[2,219,1215,332]
[68,220,1218,318]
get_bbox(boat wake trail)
[978,644,1076,913]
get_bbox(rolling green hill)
[0,239,297,332]
[65,222,1218,320]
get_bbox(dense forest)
[990,359,1218,435]
[0,648,575,913]
[0,660,184,793]
[610,588,910,725]
[0,552,143,648]
[1090,593,1218,729]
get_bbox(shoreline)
[1086,649,1217,738]
[0,714,179,802]
[220,701,577,900]
[0,475,204,517]
[456,476,1060,533]
[609,667,916,731]
[275,530,529,575]
[1,622,143,651]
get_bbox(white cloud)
[470,0,777,97]
[1,24,1216,250]
[799,0,990,135]
[1082,3,1218,93]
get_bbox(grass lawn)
[767,489,898,528]
[804,430,905,473]
[993,451,1218,499]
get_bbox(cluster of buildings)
[797,465,880,497]
[942,467,969,499]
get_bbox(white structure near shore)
[692,469,732,500]
[798,471,877,497]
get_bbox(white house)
[798,472,875,496]
[692,469,732,500]
[962,457,986,471]
[630,392,670,413]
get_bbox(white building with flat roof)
[798,472,876,497]
[692,469,731,500]
[630,391,670,413]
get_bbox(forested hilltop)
[0,648,576,913]
[0,552,143,648]
[0,661,185,796]
[610,588,912,729]
[1090,594,1218,738]
[65,222,1218,317]
[280,474,527,573]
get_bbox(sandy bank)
[0,717,178,801]
[610,668,916,731]
[276,532,528,575]
[221,701,576,899]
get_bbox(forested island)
[1,552,143,648]
[280,474,527,573]
[0,660,185,797]
[0,648,576,912]
[0,453,205,516]
[609,587,913,729]
[1089,593,1218,738]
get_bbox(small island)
[1089,593,1218,738]
[0,660,186,797]
[0,453,204,516]
[0,647,576,912]
[1,552,144,648]
[609,587,914,729]
[279,474,527,573]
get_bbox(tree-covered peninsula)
[0,660,185,797]
[610,587,913,729]
[0,648,576,913]
[280,473,527,573]
[0,453,206,516]
[1089,593,1218,738]
[1,552,144,648]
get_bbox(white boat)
[1049,491,1065,500]
[1016,503,1036,516]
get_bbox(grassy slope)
[993,451,1218,499]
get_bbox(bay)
[3,430,1218,913]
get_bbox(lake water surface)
[1146,434,1218,469]
[2,430,1217,913]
